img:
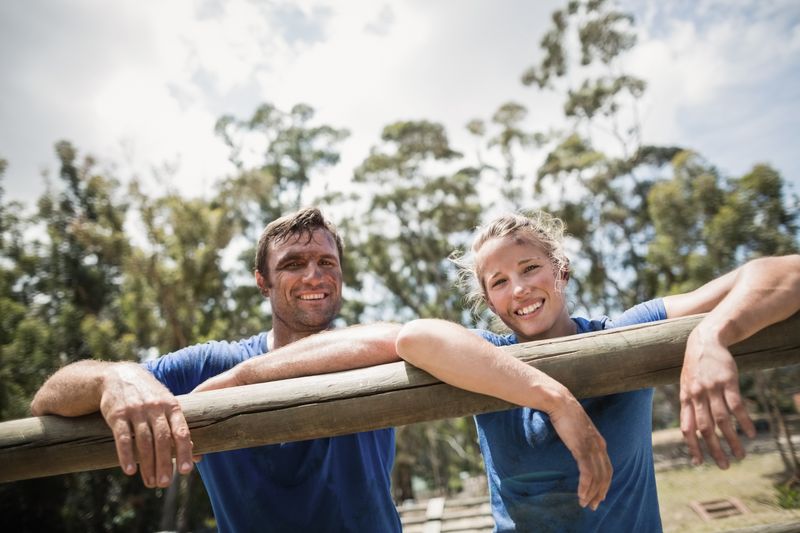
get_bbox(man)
[32,207,403,532]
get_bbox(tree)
[216,102,349,211]
[0,143,169,532]
[345,120,487,498]
[350,120,482,323]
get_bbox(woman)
[395,211,800,532]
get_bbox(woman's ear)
[555,262,570,290]
[485,295,496,314]
[559,258,570,282]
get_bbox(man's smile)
[298,293,327,300]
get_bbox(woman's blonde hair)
[452,210,570,316]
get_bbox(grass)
[657,452,800,532]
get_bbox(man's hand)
[99,364,194,487]
[679,326,756,469]
[549,396,612,511]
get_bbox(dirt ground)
[656,431,800,532]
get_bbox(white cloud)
[1,0,797,208]
[624,0,800,183]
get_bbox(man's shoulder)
[145,332,269,394]
[156,332,268,362]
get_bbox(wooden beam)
[1,313,799,483]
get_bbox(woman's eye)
[524,264,539,273]
[491,279,507,288]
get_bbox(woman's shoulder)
[572,299,667,333]
[470,328,518,346]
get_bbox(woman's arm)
[396,319,612,511]
[663,255,800,468]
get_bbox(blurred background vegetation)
[1,1,798,530]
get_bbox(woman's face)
[476,234,573,342]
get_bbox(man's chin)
[297,311,339,330]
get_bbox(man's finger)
[709,392,743,461]
[725,385,756,439]
[109,418,137,476]
[151,414,175,487]
[169,408,194,475]
[694,395,728,469]
[133,417,156,487]
[680,402,702,465]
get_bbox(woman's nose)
[512,279,528,298]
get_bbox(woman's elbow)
[396,319,438,363]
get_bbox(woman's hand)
[548,393,612,511]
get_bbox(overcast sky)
[1,0,798,207]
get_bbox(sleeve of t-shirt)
[144,333,268,395]
[471,328,516,347]
[609,298,667,329]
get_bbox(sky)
[1,0,799,207]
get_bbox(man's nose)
[303,264,323,282]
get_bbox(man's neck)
[269,325,330,350]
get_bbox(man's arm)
[193,322,401,392]
[662,254,800,469]
[395,320,612,511]
[31,322,401,487]
[31,361,193,488]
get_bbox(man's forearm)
[701,255,800,347]
[194,323,402,392]
[246,322,401,381]
[31,361,139,417]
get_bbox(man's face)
[261,228,343,337]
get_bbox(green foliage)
[351,120,481,323]
[776,483,800,509]
[216,102,349,210]
[647,154,797,295]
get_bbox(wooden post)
[1,313,799,483]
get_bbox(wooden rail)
[1,313,799,483]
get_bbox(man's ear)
[255,271,270,298]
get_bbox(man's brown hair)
[254,207,344,277]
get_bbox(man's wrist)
[694,317,735,351]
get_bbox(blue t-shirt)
[146,333,401,533]
[475,299,667,533]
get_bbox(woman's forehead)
[476,234,548,268]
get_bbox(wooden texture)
[1,313,799,483]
